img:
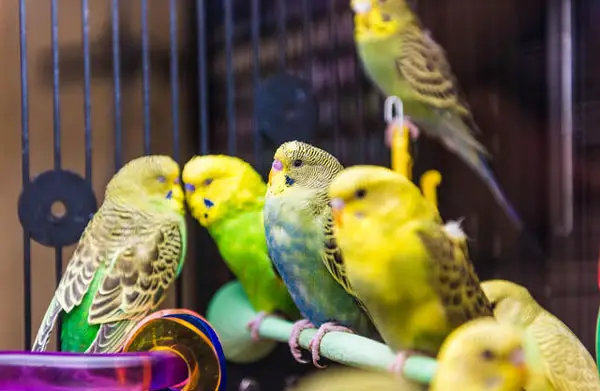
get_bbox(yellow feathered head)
[182,155,266,227]
[328,165,439,231]
[432,318,530,391]
[105,155,184,214]
[481,280,540,328]
[267,140,342,198]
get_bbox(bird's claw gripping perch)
[308,322,354,368]
[246,311,268,342]
[288,319,315,364]
[384,95,420,148]
[388,350,425,376]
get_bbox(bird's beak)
[510,347,527,373]
[330,198,345,227]
[268,159,283,185]
[166,185,185,214]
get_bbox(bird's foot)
[308,322,354,369]
[288,319,315,364]
[246,311,268,342]
[388,350,422,375]
[385,118,420,147]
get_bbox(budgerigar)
[182,155,299,340]
[329,165,493,375]
[432,317,534,391]
[351,0,524,230]
[264,141,379,367]
[32,155,187,353]
[482,279,600,390]
[292,367,419,391]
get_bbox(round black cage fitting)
[18,169,97,247]
[256,73,318,145]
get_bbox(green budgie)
[264,140,379,368]
[32,155,187,353]
[182,155,300,340]
[351,0,524,231]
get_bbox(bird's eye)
[481,349,495,361]
[157,176,166,183]
[355,188,367,199]
[292,159,303,167]
[203,178,213,186]
[381,13,391,22]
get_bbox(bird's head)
[436,318,530,391]
[481,280,539,328]
[106,155,184,214]
[182,155,265,227]
[328,165,438,231]
[267,141,343,199]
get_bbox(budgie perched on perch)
[482,280,600,391]
[32,155,187,353]
[264,141,379,367]
[328,165,493,375]
[351,0,524,231]
[182,155,299,340]
[432,317,540,391]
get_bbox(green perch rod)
[206,281,437,384]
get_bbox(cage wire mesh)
[12,0,600,388]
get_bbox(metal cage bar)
[18,0,32,351]
[141,0,151,155]
[111,0,123,170]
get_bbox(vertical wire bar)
[224,0,236,155]
[82,0,92,181]
[50,0,64,351]
[302,0,312,82]
[251,0,261,164]
[276,0,286,70]
[328,0,341,157]
[112,0,123,170]
[355,63,366,163]
[19,0,32,351]
[169,0,183,308]
[141,0,151,154]
[197,0,209,155]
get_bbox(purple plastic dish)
[0,350,188,391]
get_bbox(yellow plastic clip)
[384,96,413,181]
[384,96,442,209]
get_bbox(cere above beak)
[184,183,196,192]
[351,0,372,14]
[268,159,284,184]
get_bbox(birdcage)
[0,0,596,389]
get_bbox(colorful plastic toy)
[0,309,226,390]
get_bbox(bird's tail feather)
[31,296,61,352]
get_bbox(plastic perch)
[385,96,442,208]
[207,281,437,385]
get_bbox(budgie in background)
[32,156,187,353]
[482,280,600,390]
[291,367,419,391]
[432,317,537,391]
[182,155,299,340]
[350,0,524,231]
[264,141,379,367]
[328,165,493,376]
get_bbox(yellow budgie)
[482,280,600,390]
[291,367,418,391]
[328,165,493,376]
[432,318,534,391]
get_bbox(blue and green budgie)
[32,155,187,353]
[263,140,379,367]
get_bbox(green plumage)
[209,208,299,319]
[32,156,187,353]
[182,155,299,320]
